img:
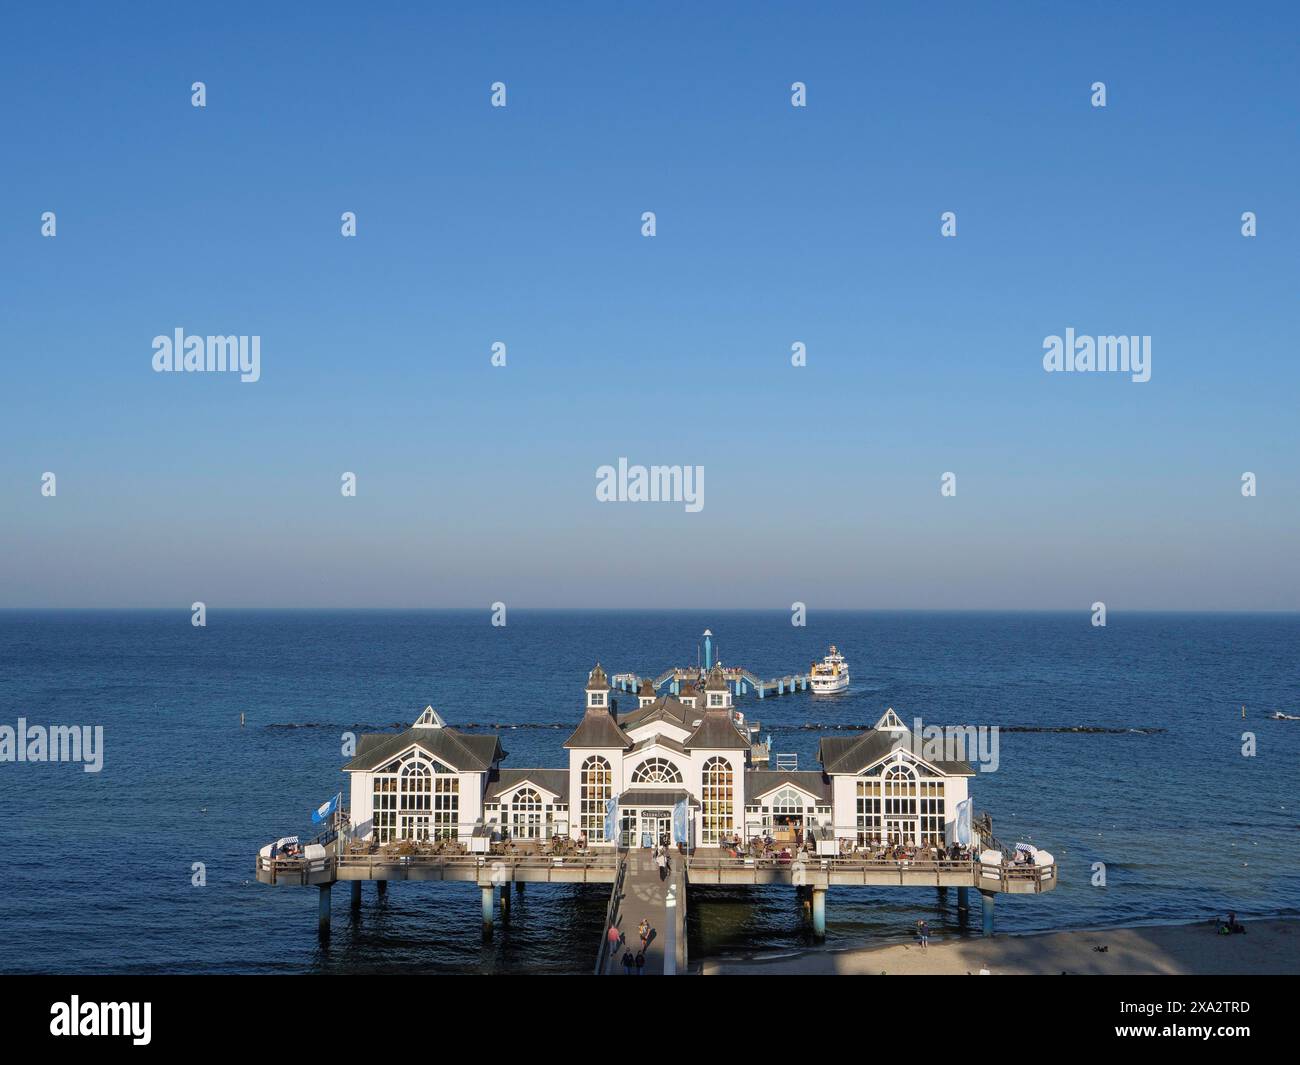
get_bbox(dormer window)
[709,693,724,707]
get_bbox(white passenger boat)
[809,645,850,693]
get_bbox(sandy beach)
[701,919,1300,975]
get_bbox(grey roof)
[343,726,503,773]
[486,768,570,800]
[585,663,609,691]
[818,729,974,776]
[684,709,751,750]
[704,664,729,691]
[630,733,688,756]
[617,788,699,808]
[563,708,632,749]
[619,695,697,732]
[745,770,833,803]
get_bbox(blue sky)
[2,1,1298,608]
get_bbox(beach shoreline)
[700,918,1300,975]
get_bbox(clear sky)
[2,1,1298,609]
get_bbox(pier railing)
[594,852,629,975]
[258,850,623,885]
[685,853,1056,892]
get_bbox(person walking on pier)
[657,849,669,882]
[607,922,624,959]
[622,950,635,975]
[637,918,650,949]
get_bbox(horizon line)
[2,606,1299,615]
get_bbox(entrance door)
[639,810,673,847]
[400,815,431,841]
[885,818,918,846]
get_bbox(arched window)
[701,757,734,844]
[770,787,805,816]
[400,758,433,813]
[631,757,683,784]
[511,787,542,840]
[580,756,612,841]
[883,760,919,844]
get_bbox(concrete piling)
[811,888,826,941]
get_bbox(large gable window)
[511,787,542,840]
[372,753,457,843]
[631,757,683,784]
[580,756,612,841]
[701,757,733,844]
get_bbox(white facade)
[343,682,975,851]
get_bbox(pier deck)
[257,846,1054,953]
[256,849,1055,895]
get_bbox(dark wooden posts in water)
[481,886,494,939]
[980,889,996,936]
[318,883,331,935]
[500,885,510,922]
[350,881,361,913]
[376,879,387,898]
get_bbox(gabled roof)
[874,707,907,731]
[630,733,688,756]
[485,768,570,801]
[343,726,503,773]
[745,770,833,803]
[618,695,698,733]
[684,709,750,750]
[413,705,447,728]
[563,708,632,749]
[818,729,974,777]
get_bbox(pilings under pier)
[318,883,331,935]
[350,880,361,912]
[376,879,387,898]
[811,888,826,941]
[980,889,996,936]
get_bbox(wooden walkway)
[603,849,687,976]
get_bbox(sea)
[1,609,1297,974]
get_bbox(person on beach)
[917,919,929,950]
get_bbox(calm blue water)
[1,609,1297,974]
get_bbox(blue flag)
[312,793,340,824]
[955,798,972,846]
[604,794,618,843]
